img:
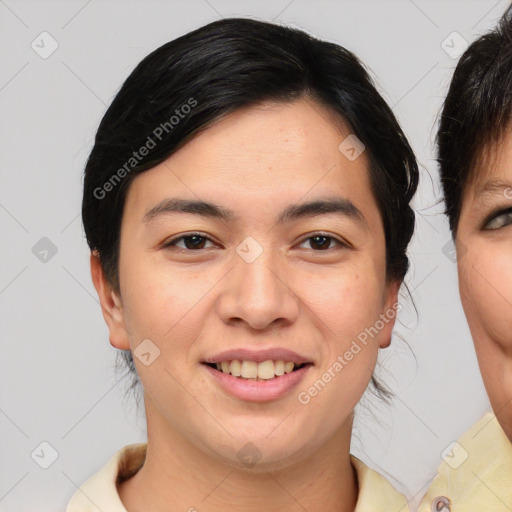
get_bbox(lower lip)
[202,364,312,402]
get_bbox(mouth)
[202,360,311,381]
[201,348,314,401]
[201,353,313,402]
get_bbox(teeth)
[230,359,242,377]
[257,360,275,380]
[284,361,294,374]
[212,359,304,379]
[240,360,258,378]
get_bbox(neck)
[119,399,358,512]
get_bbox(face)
[93,98,399,470]
[456,128,512,440]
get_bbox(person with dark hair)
[67,17,418,511]
[419,6,512,511]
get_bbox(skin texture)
[91,97,399,512]
[456,128,512,441]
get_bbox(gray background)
[0,0,507,510]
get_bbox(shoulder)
[351,455,409,512]
[66,443,147,512]
[418,412,512,511]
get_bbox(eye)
[484,208,512,230]
[297,233,347,251]
[162,232,348,252]
[162,233,217,251]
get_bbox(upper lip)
[202,348,313,365]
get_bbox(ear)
[378,280,401,349]
[90,251,131,350]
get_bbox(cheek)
[120,252,213,353]
[292,266,386,421]
[324,278,381,333]
[301,260,387,361]
[459,248,512,351]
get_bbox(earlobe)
[90,251,131,350]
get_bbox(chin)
[204,433,315,473]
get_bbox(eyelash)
[483,207,512,230]
[162,232,348,252]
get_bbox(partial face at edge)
[104,98,399,468]
[456,127,512,440]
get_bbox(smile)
[202,361,312,402]
[205,359,308,380]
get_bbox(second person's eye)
[484,208,512,230]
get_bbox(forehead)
[122,97,380,229]
[181,97,353,169]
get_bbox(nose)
[216,244,300,331]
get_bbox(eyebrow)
[475,179,512,198]
[142,196,367,227]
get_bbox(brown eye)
[298,234,345,251]
[163,234,216,250]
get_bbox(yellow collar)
[419,412,512,511]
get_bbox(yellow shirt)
[66,444,409,512]
[419,412,512,511]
